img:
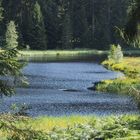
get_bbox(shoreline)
[19,49,107,62]
[0,53,140,139]
[93,57,140,106]
[18,49,140,62]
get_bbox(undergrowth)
[0,114,140,140]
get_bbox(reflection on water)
[0,62,139,116]
[20,54,107,63]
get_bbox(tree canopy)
[0,0,132,50]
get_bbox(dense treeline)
[0,0,132,50]
[125,0,140,40]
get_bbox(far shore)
[18,49,140,62]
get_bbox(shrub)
[1,115,140,140]
[108,44,123,63]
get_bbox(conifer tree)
[31,1,47,50]
[5,21,18,49]
[0,0,132,50]
[0,21,26,96]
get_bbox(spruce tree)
[5,21,18,49]
[31,1,47,50]
[0,22,26,96]
[0,49,26,96]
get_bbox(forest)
[0,0,133,50]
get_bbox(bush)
[108,44,123,63]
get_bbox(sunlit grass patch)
[96,77,140,94]
[0,114,140,139]
[95,57,140,104]
[28,115,93,132]
[102,57,140,77]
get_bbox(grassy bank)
[0,114,140,140]
[18,49,140,62]
[19,49,107,56]
[95,57,140,101]
[19,49,107,62]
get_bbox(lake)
[0,62,139,116]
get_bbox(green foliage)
[10,103,28,116]
[108,44,123,63]
[123,0,140,48]
[5,21,18,49]
[0,0,131,50]
[96,77,140,94]
[0,48,27,96]
[30,1,47,50]
[102,58,140,78]
[33,1,43,23]
[95,57,140,104]
[0,15,27,96]
[116,27,140,48]
[0,115,140,140]
[0,115,47,140]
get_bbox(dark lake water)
[0,62,139,116]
